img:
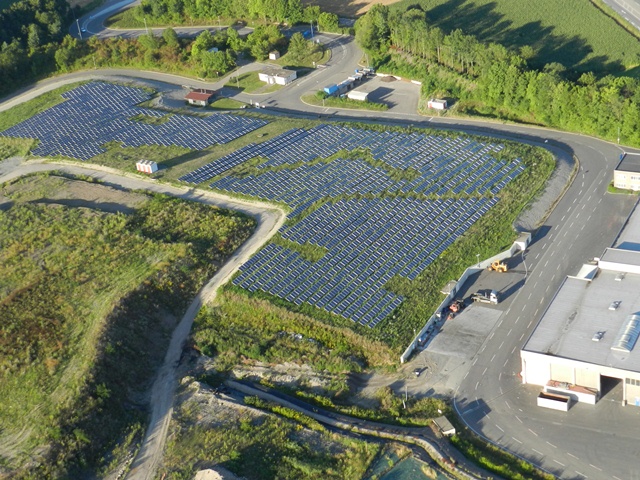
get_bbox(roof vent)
[609,301,622,311]
[611,315,640,353]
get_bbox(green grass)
[0,83,86,133]
[303,93,389,111]
[225,72,269,93]
[0,174,256,477]
[209,97,249,110]
[0,137,36,161]
[391,0,640,74]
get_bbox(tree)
[162,28,180,48]
[200,50,235,77]
[226,27,245,53]
[27,24,42,51]
[287,32,307,61]
[317,12,338,32]
[191,29,214,58]
[303,5,320,23]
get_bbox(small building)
[185,89,216,107]
[136,160,158,174]
[268,50,280,60]
[258,68,297,86]
[427,98,448,110]
[347,90,369,102]
[613,154,640,191]
[432,416,456,436]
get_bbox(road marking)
[587,195,592,201]
[599,198,602,203]
[473,357,478,365]
[482,367,487,376]
[535,253,540,259]
[515,415,522,423]
[589,464,602,471]
[553,459,565,467]
[464,371,469,379]
[494,424,504,432]
[519,332,525,341]
[532,448,544,456]
[561,215,566,221]
[499,341,504,349]
[503,358,508,367]
[480,345,486,353]
[575,471,587,478]
[511,346,516,354]
[528,293,533,299]
[491,354,496,363]
[528,320,533,328]
[582,203,586,210]
[573,198,577,204]
[534,281,538,288]
[505,400,511,409]
[528,428,538,437]
[546,284,550,292]
[489,332,494,340]
[512,437,522,444]
[475,381,479,390]
[507,328,512,336]
[546,441,557,448]
[567,452,579,460]
[613,476,623,480]
[499,372,502,381]
[576,213,580,219]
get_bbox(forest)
[356,4,640,146]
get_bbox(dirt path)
[0,159,286,480]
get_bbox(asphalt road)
[602,0,640,30]
[5,11,640,478]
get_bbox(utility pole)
[618,126,621,145]
[92,55,97,69]
[144,16,150,36]
[476,253,480,267]
[310,21,314,38]
[76,19,82,40]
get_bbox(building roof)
[616,154,640,173]
[614,203,640,251]
[523,266,640,373]
[260,67,296,78]
[185,91,215,101]
[600,247,640,268]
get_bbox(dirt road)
[0,159,286,480]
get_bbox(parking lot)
[361,75,421,114]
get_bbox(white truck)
[471,290,499,305]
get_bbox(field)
[387,0,640,73]
[0,174,255,477]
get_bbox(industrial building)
[613,153,640,191]
[258,68,297,86]
[521,206,640,407]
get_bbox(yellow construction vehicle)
[488,260,508,273]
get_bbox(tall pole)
[92,55,97,69]
[310,21,314,38]
[76,19,82,40]
[144,16,149,36]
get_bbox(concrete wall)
[613,170,640,191]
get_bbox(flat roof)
[616,154,640,173]
[261,67,296,78]
[614,203,640,251]
[524,267,640,372]
[600,247,640,267]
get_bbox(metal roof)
[612,315,640,353]
[185,91,214,101]
[600,247,640,267]
[616,154,640,173]
[523,269,640,372]
[614,203,640,251]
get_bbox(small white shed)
[347,90,369,102]
[268,50,280,60]
[427,98,448,110]
[136,159,158,174]
[432,416,456,436]
[258,68,297,85]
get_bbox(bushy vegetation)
[306,91,389,111]
[0,175,255,478]
[160,383,380,480]
[356,4,640,147]
[193,290,395,372]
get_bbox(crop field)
[0,174,255,477]
[390,0,640,73]
[180,124,525,330]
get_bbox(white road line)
[567,452,579,460]
[535,253,540,259]
[489,332,494,340]
[528,293,533,300]
[505,400,511,409]
[499,341,504,349]
[599,197,602,203]
[519,332,525,341]
[464,371,469,379]
[499,372,502,381]
[587,195,592,201]
[532,448,544,456]
[547,441,557,448]
[473,357,478,365]
[496,425,504,432]
[528,320,533,328]
[575,471,587,478]
[507,328,512,336]
[512,437,522,444]
[561,215,566,221]
[475,381,479,390]
[553,459,565,467]
[613,475,623,480]
[528,428,538,437]
[503,358,508,367]
[491,354,496,363]
[589,464,602,471]
[511,346,516,354]
[482,367,487,376]
[546,284,550,292]
[515,415,522,423]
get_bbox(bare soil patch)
[304,0,402,17]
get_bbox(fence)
[400,232,531,363]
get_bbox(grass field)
[389,0,640,73]
[0,174,255,477]
[225,72,279,93]
[303,93,389,111]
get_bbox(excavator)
[488,260,508,273]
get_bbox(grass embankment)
[209,97,249,110]
[304,93,389,111]
[159,380,381,480]
[0,174,255,478]
[225,72,282,94]
[390,0,640,74]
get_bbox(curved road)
[2,23,640,480]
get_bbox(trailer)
[471,290,499,305]
[323,84,338,96]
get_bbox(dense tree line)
[356,5,640,145]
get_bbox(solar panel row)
[0,82,267,160]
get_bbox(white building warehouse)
[521,207,640,407]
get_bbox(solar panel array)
[0,82,266,160]
[234,197,498,327]
[184,124,525,327]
